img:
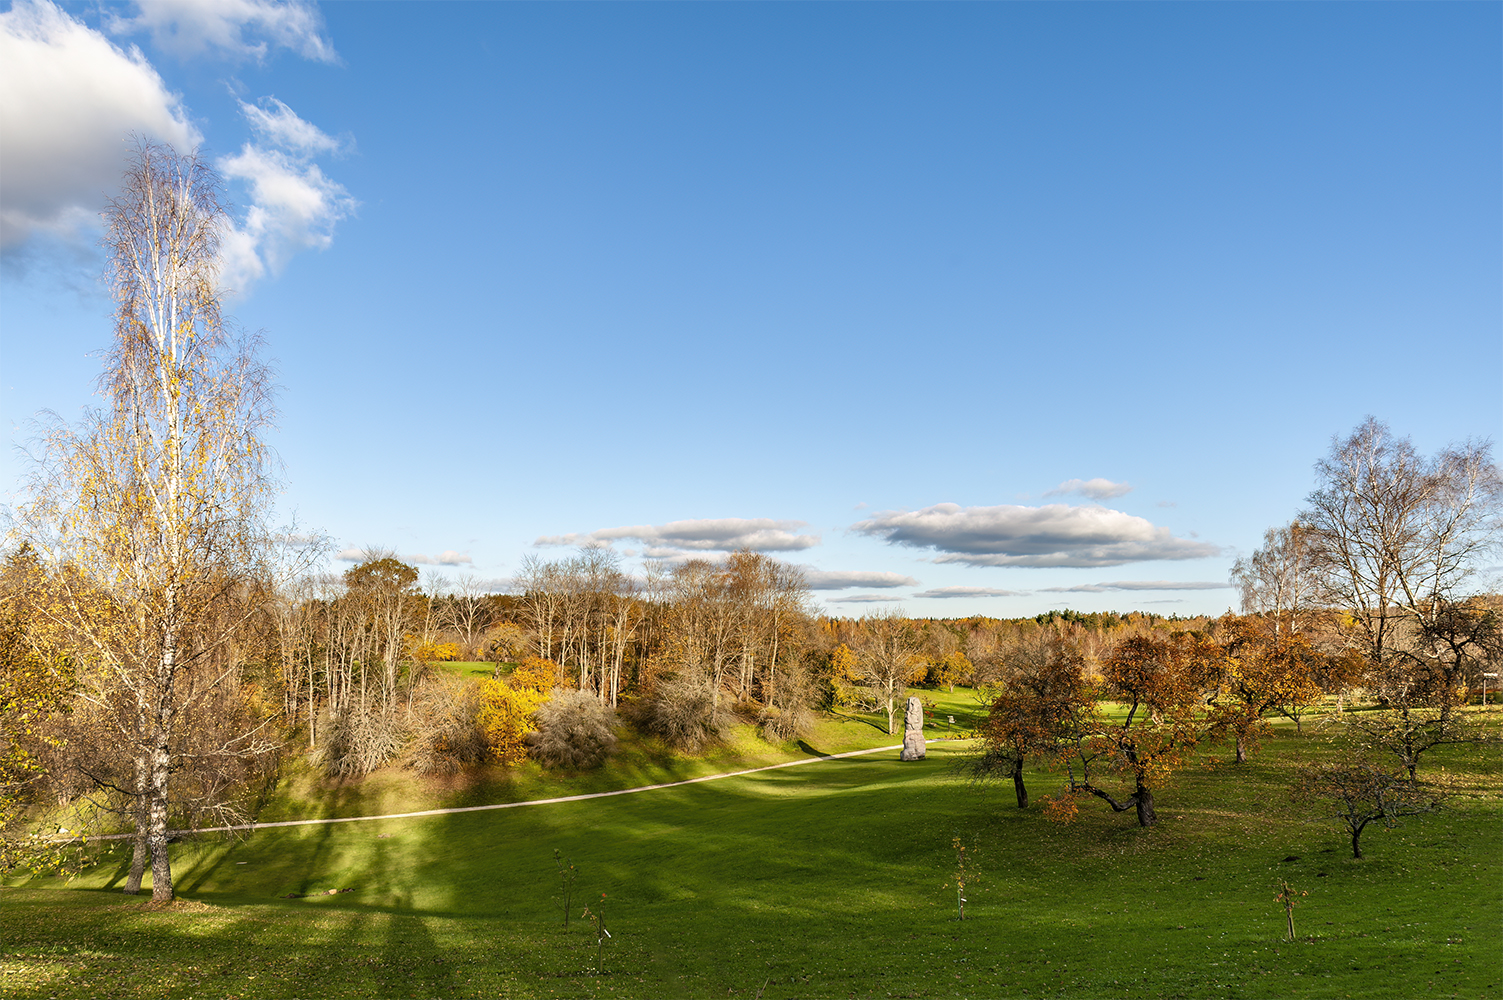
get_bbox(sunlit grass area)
[4,702,1500,999]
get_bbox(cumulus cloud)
[801,569,918,591]
[108,0,337,64]
[217,97,356,291]
[538,518,820,556]
[827,593,905,604]
[911,587,1027,600]
[1039,580,1232,593]
[0,3,352,293]
[852,503,1219,568]
[0,0,199,251]
[1044,478,1133,500]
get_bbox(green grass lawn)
[4,698,1500,999]
[435,660,505,681]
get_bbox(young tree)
[1292,761,1447,859]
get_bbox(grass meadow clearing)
[3,695,1500,999]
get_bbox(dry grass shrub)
[312,710,405,777]
[637,675,727,753]
[404,674,488,775]
[527,688,617,770]
[760,662,818,743]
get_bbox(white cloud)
[408,551,473,567]
[241,96,345,156]
[0,0,200,251]
[852,503,1219,568]
[108,0,337,64]
[538,518,820,556]
[1044,478,1133,501]
[335,548,471,566]
[1039,580,1232,593]
[911,586,1026,599]
[802,569,918,591]
[217,98,355,291]
[828,593,905,604]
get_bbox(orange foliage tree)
[1210,616,1324,762]
[476,657,557,766]
[971,630,1092,809]
[1062,631,1220,827]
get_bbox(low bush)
[404,675,488,775]
[527,689,618,770]
[638,675,727,752]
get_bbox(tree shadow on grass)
[826,709,892,733]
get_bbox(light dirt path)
[88,739,951,841]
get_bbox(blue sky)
[3,1,1499,616]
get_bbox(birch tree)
[16,140,279,902]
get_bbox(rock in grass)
[900,696,926,761]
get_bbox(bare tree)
[442,574,496,660]
[16,140,279,901]
[851,611,924,734]
[1303,417,1502,691]
[1230,521,1319,636]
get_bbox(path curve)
[83,739,955,842]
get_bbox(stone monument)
[900,695,926,760]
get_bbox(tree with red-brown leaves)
[966,629,1092,809]
[1209,616,1325,762]
[1060,631,1220,828]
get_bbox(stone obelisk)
[900,695,926,760]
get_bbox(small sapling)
[580,892,610,973]
[1275,879,1307,941]
[554,849,578,928]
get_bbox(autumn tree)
[1210,615,1324,761]
[968,628,1092,808]
[1062,631,1220,827]
[15,141,280,900]
[0,547,79,873]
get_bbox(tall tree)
[1230,521,1320,636]
[17,140,278,901]
[1303,417,1502,694]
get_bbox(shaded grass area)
[4,713,1500,998]
[255,688,987,825]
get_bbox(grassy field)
[3,696,1500,999]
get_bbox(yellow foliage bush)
[512,656,562,692]
[477,679,547,766]
[409,639,461,662]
